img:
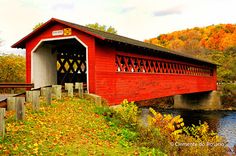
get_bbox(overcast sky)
[0,0,235,55]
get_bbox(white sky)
[0,0,235,55]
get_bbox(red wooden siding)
[95,43,217,105]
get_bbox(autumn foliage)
[0,54,25,82]
[145,24,236,81]
[146,24,236,53]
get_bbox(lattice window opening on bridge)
[56,51,87,84]
[115,55,213,76]
[51,39,87,86]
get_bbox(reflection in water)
[141,108,236,148]
[177,110,223,132]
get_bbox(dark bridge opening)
[44,38,87,85]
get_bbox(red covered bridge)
[12,18,218,107]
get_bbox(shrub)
[148,108,184,141]
[146,108,228,155]
[118,128,138,147]
[113,99,140,127]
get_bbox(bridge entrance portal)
[32,37,88,89]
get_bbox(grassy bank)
[0,96,165,155]
[1,96,230,155]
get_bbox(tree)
[0,55,25,82]
[33,22,44,30]
[85,23,117,34]
[146,24,236,82]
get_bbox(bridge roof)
[12,18,216,65]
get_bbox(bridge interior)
[32,38,87,88]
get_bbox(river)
[141,108,236,148]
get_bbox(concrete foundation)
[84,93,101,105]
[174,91,221,110]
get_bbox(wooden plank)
[65,83,73,97]
[26,91,33,103]
[7,97,15,111]
[45,88,52,105]
[0,83,34,88]
[0,108,5,138]
[15,97,25,120]
[40,88,47,97]
[32,91,40,111]
[75,82,83,98]
[52,85,62,100]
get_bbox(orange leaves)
[5,110,15,118]
[146,24,236,52]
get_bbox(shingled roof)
[12,18,216,65]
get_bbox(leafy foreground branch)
[0,97,230,155]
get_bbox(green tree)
[85,23,117,34]
[33,22,44,30]
[196,47,236,81]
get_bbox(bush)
[113,99,140,127]
[145,108,228,155]
[148,108,184,141]
[99,100,228,155]
[118,128,138,147]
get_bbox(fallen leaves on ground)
[0,96,139,155]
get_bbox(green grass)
[0,96,165,155]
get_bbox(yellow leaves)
[149,108,157,117]
[163,114,172,121]
[13,144,18,151]
[172,129,183,136]
[115,99,139,125]
[149,108,185,141]
[0,55,25,82]
[5,110,15,118]
[198,122,209,135]
[97,141,103,146]
[2,97,147,155]
[6,122,25,135]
